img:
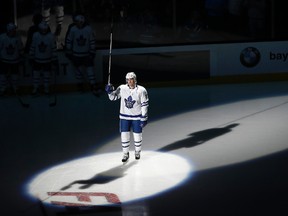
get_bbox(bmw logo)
[240,47,261,68]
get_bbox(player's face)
[7,29,16,37]
[39,28,48,35]
[127,78,136,88]
[76,21,84,28]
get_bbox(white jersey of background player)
[106,72,149,162]
[29,21,57,95]
[0,23,24,95]
[65,15,99,96]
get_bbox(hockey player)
[65,14,100,96]
[29,21,58,95]
[105,72,149,162]
[25,13,47,54]
[0,23,24,96]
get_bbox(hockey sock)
[121,132,130,153]
[133,132,142,152]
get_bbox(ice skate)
[135,151,141,160]
[122,152,129,163]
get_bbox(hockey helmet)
[6,23,17,32]
[126,72,137,83]
[38,21,49,30]
[74,15,85,23]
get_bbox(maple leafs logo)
[38,41,47,53]
[76,35,87,46]
[6,44,15,55]
[124,96,136,109]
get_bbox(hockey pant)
[0,73,18,92]
[75,66,96,86]
[33,70,51,93]
[121,132,142,153]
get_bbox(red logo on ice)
[47,192,121,206]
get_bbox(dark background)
[1,0,288,45]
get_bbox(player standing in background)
[33,0,64,36]
[29,21,58,95]
[65,14,101,96]
[25,13,46,54]
[105,72,149,162]
[0,23,24,96]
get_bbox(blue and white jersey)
[0,33,24,64]
[29,32,57,63]
[108,84,149,121]
[65,24,96,57]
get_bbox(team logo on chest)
[38,41,47,52]
[124,96,136,109]
[6,44,15,55]
[77,35,87,46]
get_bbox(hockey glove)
[140,120,147,128]
[105,84,114,94]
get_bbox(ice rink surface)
[1,81,288,215]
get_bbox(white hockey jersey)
[29,32,57,63]
[65,25,96,57]
[108,84,149,121]
[0,33,24,64]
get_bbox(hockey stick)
[7,74,30,108]
[107,12,114,84]
[49,62,58,107]
[14,88,30,108]
[15,91,30,108]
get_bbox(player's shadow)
[61,160,137,190]
[158,123,240,152]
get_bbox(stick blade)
[17,95,30,108]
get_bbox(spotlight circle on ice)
[27,151,192,206]
[240,47,261,68]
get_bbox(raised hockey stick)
[107,13,114,84]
